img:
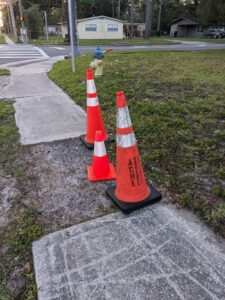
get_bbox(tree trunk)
[144,0,153,39]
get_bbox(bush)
[24,4,43,39]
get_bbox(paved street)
[0,44,49,65]
[38,40,225,59]
[1,40,225,66]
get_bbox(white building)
[77,16,124,39]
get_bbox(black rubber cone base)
[80,134,114,150]
[105,184,162,213]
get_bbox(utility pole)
[18,0,28,43]
[144,0,153,39]
[8,0,18,42]
[6,4,13,34]
[130,0,134,39]
[118,0,121,19]
[44,11,48,41]
[157,0,163,35]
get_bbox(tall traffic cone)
[87,130,116,181]
[80,68,112,149]
[106,91,161,212]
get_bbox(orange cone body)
[85,69,108,144]
[87,131,116,181]
[115,91,150,202]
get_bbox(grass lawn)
[49,50,225,237]
[0,69,10,76]
[31,36,178,46]
[0,35,6,44]
[168,37,225,43]
[0,100,42,299]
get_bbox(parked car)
[203,29,225,39]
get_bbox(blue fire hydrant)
[90,47,104,76]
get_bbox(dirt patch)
[23,137,116,232]
[0,170,20,228]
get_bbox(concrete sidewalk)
[33,202,225,300]
[1,57,86,144]
[2,54,225,300]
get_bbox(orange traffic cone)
[87,130,116,181]
[80,68,112,149]
[106,91,161,212]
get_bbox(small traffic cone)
[80,68,113,149]
[106,91,161,213]
[87,130,116,181]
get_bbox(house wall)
[77,18,123,39]
[177,25,198,37]
[170,21,198,37]
[170,24,178,37]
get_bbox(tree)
[24,4,43,39]
[144,0,154,38]
[197,0,225,26]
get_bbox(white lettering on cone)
[94,141,107,157]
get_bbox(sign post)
[68,0,75,72]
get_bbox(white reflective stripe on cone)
[94,141,107,157]
[87,97,99,107]
[117,107,132,129]
[117,132,136,148]
[87,80,96,93]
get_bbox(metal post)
[18,0,28,43]
[68,0,75,72]
[8,0,18,42]
[71,0,79,56]
[44,11,48,41]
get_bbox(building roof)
[170,17,198,26]
[77,15,125,23]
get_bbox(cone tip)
[87,68,94,80]
[95,130,104,142]
[116,91,127,108]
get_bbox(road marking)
[0,45,49,60]
[51,47,66,50]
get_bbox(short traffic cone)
[106,91,161,212]
[87,130,116,181]
[80,68,112,149]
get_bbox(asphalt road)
[1,40,225,66]
[39,40,225,58]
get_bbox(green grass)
[49,50,225,237]
[30,35,68,45]
[0,35,6,44]
[0,100,42,299]
[168,37,225,43]
[0,69,10,76]
[31,36,178,46]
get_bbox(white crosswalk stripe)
[0,44,49,59]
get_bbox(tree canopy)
[21,0,225,31]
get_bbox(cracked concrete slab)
[33,203,225,300]
[14,95,85,144]
[1,57,86,144]
[0,75,10,91]
[1,73,64,99]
